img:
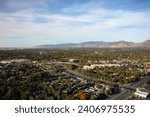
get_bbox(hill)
[35,39,150,48]
[139,39,150,47]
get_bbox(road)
[107,89,134,100]
[108,77,150,100]
[42,61,79,66]
[66,69,150,100]
[131,77,150,87]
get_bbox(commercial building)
[134,88,149,99]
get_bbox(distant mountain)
[139,39,150,47]
[35,39,150,48]
[109,41,135,48]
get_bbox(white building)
[83,64,120,70]
[69,59,78,63]
[0,59,29,64]
[83,65,95,70]
[134,88,149,99]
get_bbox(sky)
[0,0,150,47]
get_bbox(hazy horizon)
[0,0,150,47]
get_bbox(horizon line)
[0,38,149,48]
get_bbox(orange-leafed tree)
[74,91,87,100]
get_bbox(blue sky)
[0,0,150,47]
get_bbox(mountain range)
[36,39,150,48]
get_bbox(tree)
[74,91,87,100]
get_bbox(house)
[69,59,79,63]
[134,88,149,99]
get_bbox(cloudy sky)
[0,0,150,47]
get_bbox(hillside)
[139,39,150,47]
[35,39,150,48]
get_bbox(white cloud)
[0,3,150,47]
